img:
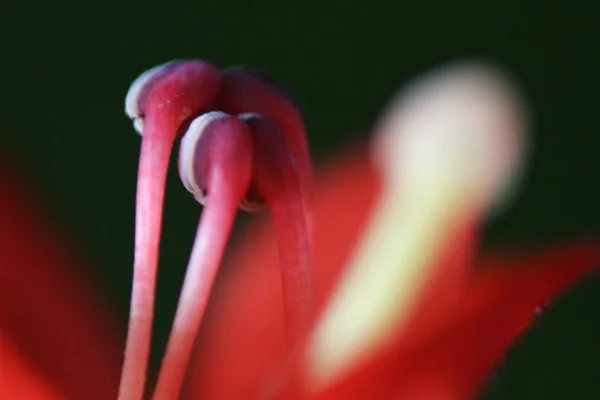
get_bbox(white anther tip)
[125,61,179,133]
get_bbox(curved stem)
[151,175,242,400]
[247,116,314,344]
[268,192,313,343]
[118,125,173,400]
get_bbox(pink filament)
[269,193,313,343]
[118,122,173,400]
[248,116,314,343]
[151,182,241,400]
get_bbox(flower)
[0,60,598,400]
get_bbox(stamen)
[119,60,221,400]
[125,61,179,135]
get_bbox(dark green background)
[1,3,599,398]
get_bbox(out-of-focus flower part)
[0,163,122,400]
[307,62,527,388]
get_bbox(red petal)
[0,332,61,400]
[313,242,600,399]
[0,163,122,399]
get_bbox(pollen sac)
[237,112,279,212]
[178,111,265,210]
[125,59,221,135]
[178,111,228,204]
[125,61,179,134]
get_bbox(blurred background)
[0,3,599,398]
